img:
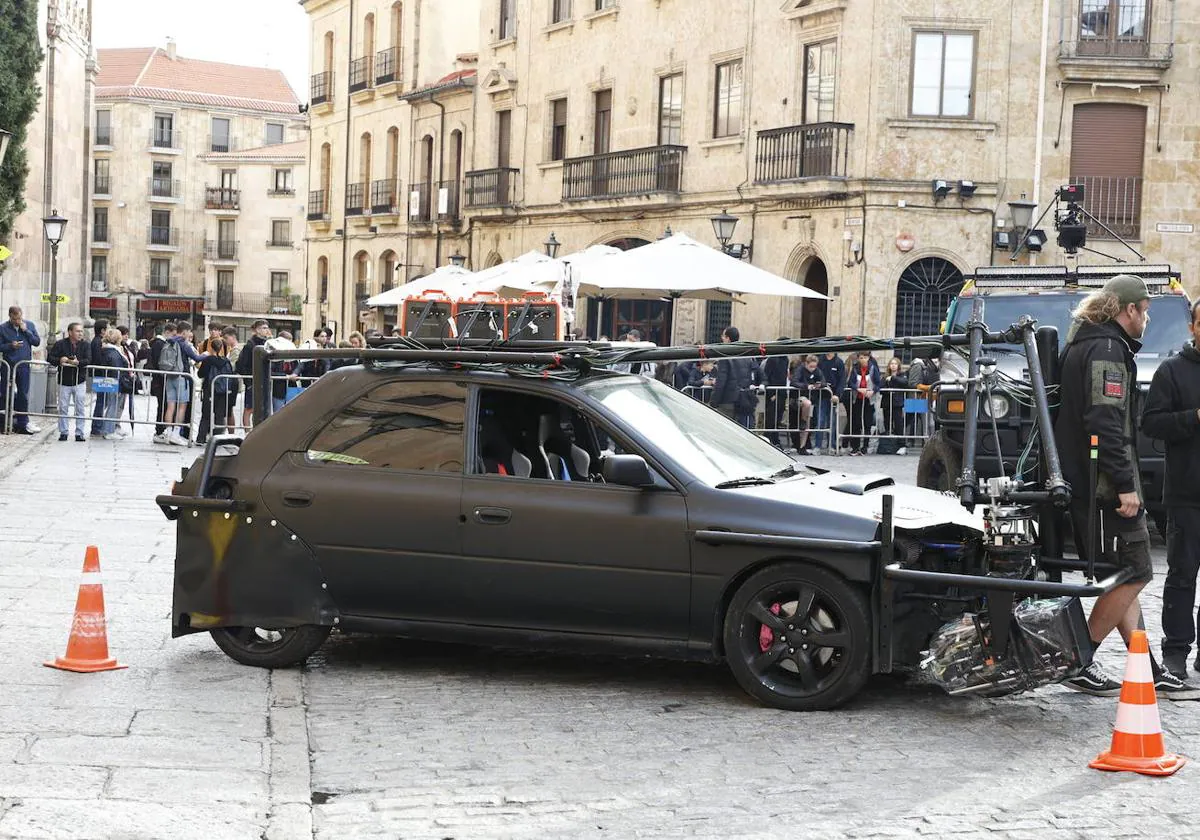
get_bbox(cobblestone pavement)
[0,436,1194,839]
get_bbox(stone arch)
[587,229,653,249]
[892,254,966,342]
[783,242,834,339]
[484,251,504,268]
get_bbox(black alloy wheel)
[210,624,332,668]
[724,563,870,711]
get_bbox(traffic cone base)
[44,546,126,674]
[1089,629,1186,777]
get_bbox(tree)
[0,0,44,243]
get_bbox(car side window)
[307,380,465,473]
[474,388,604,481]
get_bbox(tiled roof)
[401,69,477,100]
[96,47,300,114]
[200,140,307,161]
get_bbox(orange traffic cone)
[1089,630,1185,776]
[44,546,126,673]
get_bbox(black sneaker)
[1163,652,1189,680]
[1155,670,1200,701]
[75,434,86,442]
[58,433,68,442]
[1064,661,1123,696]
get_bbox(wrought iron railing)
[375,46,401,85]
[409,182,433,222]
[754,122,853,183]
[205,187,240,210]
[204,240,240,260]
[207,291,301,315]
[371,179,401,213]
[266,237,293,248]
[147,275,177,293]
[93,225,109,243]
[345,182,367,216]
[147,226,179,247]
[465,168,519,208]
[1059,0,1173,62]
[94,174,111,195]
[562,144,686,200]
[308,190,329,221]
[355,281,371,302]
[311,71,333,105]
[95,128,112,146]
[1072,174,1143,240]
[150,128,180,149]
[150,177,181,199]
[438,180,461,221]
[349,56,373,93]
[209,135,237,153]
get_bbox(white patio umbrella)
[365,265,477,307]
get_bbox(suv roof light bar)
[972,266,1070,278]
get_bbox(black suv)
[917,265,1193,533]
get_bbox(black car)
[158,348,1103,710]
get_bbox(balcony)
[355,282,371,303]
[438,180,461,222]
[94,128,113,147]
[345,182,367,216]
[311,71,333,106]
[266,237,293,248]
[147,276,178,293]
[1072,175,1143,240]
[562,144,686,201]
[465,168,519,209]
[375,46,402,86]
[147,226,180,248]
[149,177,182,200]
[208,291,302,317]
[204,239,240,261]
[349,56,373,93]
[370,179,402,215]
[409,182,433,222]
[150,128,181,151]
[268,185,295,197]
[754,122,853,184]
[307,189,330,221]
[1058,0,1173,80]
[93,175,111,197]
[208,135,238,154]
[93,226,109,245]
[205,186,240,211]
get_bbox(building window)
[153,113,175,148]
[150,258,172,292]
[91,255,108,291]
[152,160,173,198]
[150,209,171,245]
[593,89,612,154]
[551,0,571,23]
[216,270,235,309]
[306,381,466,473]
[93,207,109,242]
[1069,102,1146,240]
[1078,0,1149,56]
[910,31,975,118]
[499,0,516,39]
[549,98,568,161]
[270,270,290,296]
[803,41,837,123]
[211,117,232,152]
[318,256,329,303]
[94,159,110,194]
[705,300,732,344]
[270,220,291,246]
[658,73,683,145]
[95,110,112,145]
[265,122,285,146]
[713,59,743,138]
[273,168,294,194]
[497,109,512,168]
[595,0,615,8]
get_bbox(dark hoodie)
[1142,341,1200,507]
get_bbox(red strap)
[497,464,508,476]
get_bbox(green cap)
[1101,274,1151,306]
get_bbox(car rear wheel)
[723,563,870,711]
[916,430,962,493]
[210,624,332,668]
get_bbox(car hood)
[942,346,1164,385]
[731,469,985,533]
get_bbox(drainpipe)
[42,13,58,327]
[81,1,95,300]
[340,0,356,330]
[1030,0,1052,266]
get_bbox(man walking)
[1055,275,1198,699]
[48,322,90,441]
[0,306,42,435]
[1142,298,1200,679]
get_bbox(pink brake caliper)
[758,603,782,652]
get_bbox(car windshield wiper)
[715,475,776,489]
[769,464,803,480]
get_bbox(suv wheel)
[723,563,870,711]
[917,430,962,492]
[210,624,332,668]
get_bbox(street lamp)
[544,232,561,259]
[657,225,674,241]
[1003,195,1042,257]
[710,209,751,260]
[448,251,466,268]
[0,128,11,168]
[42,210,68,339]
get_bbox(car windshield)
[578,376,795,486]
[950,292,1192,355]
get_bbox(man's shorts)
[1069,499,1154,584]
[165,375,191,404]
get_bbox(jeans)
[98,392,122,435]
[58,383,87,435]
[1163,507,1200,659]
[1,362,31,431]
[813,397,836,451]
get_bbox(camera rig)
[1012,183,1146,263]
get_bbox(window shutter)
[1069,103,1145,177]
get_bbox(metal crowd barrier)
[834,387,933,454]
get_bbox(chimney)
[166,37,177,60]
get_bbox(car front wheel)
[723,563,870,711]
[210,624,332,668]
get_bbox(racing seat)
[478,414,532,478]
[539,413,591,481]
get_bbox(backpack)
[158,339,183,373]
[211,356,236,394]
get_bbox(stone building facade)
[1,0,94,339]
[305,0,1198,344]
[90,44,308,338]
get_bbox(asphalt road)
[0,435,1191,840]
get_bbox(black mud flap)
[168,504,338,637]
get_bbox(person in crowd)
[761,340,791,448]
[97,327,130,441]
[216,327,241,435]
[145,324,171,437]
[0,306,42,435]
[688,360,716,404]
[196,323,236,445]
[88,318,109,436]
[790,355,825,455]
[1056,275,1197,699]
[878,356,910,456]
[1142,298,1200,680]
[235,319,272,429]
[616,329,657,379]
[817,351,846,452]
[197,323,224,355]
[673,354,697,391]
[299,327,333,384]
[712,326,758,428]
[844,351,880,455]
[330,331,364,371]
[48,321,90,441]
[156,320,207,446]
[115,326,139,434]
[271,330,299,414]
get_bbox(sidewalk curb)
[0,428,55,481]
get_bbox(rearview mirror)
[601,454,654,488]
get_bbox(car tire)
[723,563,871,711]
[916,430,962,493]
[210,624,332,668]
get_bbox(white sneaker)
[115,427,130,438]
[102,433,121,441]
[168,433,189,447]
[153,432,169,444]
[26,423,41,433]
[896,446,907,456]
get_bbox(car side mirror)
[601,454,654,488]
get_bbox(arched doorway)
[893,256,964,343]
[586,237,663,342]
[798,259,829,338]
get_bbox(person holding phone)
[48,322,91,440]
[0,306,42,435]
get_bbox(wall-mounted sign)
[1155,222,1194,234]
[845,218,863,227]
[895,232,915,252]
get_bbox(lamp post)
[42,210,68,339]
[657,225,674,241]
[710,209,738,251]
[0,128,12,168]
[448,251,466,268]
[544,232,561,259]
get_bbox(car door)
[260,378,469,621]
[459,385,692,640]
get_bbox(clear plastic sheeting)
[917,597,1093,697]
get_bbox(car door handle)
[473,506,511,525]
[282,491,313,507]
